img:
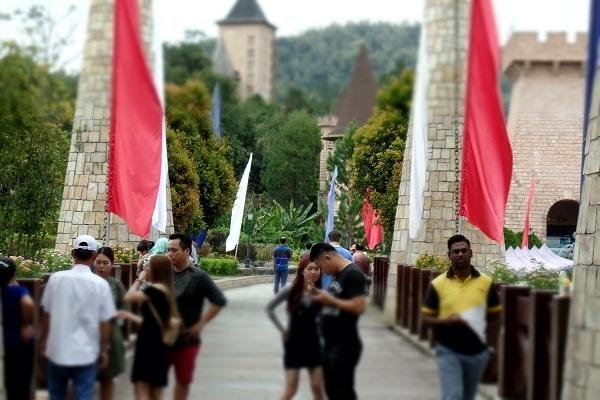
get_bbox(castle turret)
[217,0,276,101]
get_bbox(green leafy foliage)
[415,253,449,272]
[486,261,520,285]
[327,124,358,188]
[200,257,238,276]
[260,110,322,205]
[503,227,543,249]
[351,110,407,249]
[112,244,138,263]
[334,192,365,249]
[165,79,237,230]
[0,48,73,257]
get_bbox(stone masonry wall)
[55,0,174,252]
[503,32,585,241]
[561,45,600,400]
[318,116,337,201]
[385,0,502,324]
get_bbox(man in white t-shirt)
[40,235,115,400]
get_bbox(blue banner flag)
[323,166,338,288]
[583,0,600,188]
[191,228,208,249]
[212,84,222,137]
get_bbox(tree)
[334,192,365,248]
[260,111,322,206]
[165,78,238,229]
[0,49,74,256]
[327,123,358,188]
[166,129,202,233]
[377,68,414,115]
[351,110,407,249]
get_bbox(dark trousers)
[322,342,362,400]
[5,342,34,400]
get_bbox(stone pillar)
[55,0,173,252]
[561,43,600,400]
[318,116,338,201]
[385,0,502,324]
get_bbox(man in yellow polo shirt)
[421,234,501,400]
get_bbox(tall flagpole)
[453,0,462,234]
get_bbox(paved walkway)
[115,284,439,399]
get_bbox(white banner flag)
[225,154,253,252]
[409,24,429,239]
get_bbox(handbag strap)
[146,296,166,334]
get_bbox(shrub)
[207,228,229,254]
[113,245,138,263]
[11,256,45,278]
[40,249,72,273]
[255,244,275,261]
[525,265,560,290]
[415,253,449,272]
[200,257,239,276]
[486,261,520,285]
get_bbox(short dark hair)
[327,230,342,242]
[169,233,192,251]
[305,241,312,250]
[97,247,115,264]
[280,237,287,244]
[355,244,365,251]
[136,240,154,253]
[0,257,16,287]
[447,234,471,251]
[310,242,337,261]
[72,248,95,262]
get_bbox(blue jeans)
[274,269,288,293]
[436,344,490,400]
[47,360,96,400]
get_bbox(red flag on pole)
[362,199,383,249]
[521,180,536,248]
[108,0,163,237]
[459,0,513,243]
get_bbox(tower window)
[248,35,256,45]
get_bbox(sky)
[0,0,591,72]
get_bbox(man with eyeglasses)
[421,234,501,400]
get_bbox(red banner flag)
[108,0,163,237]
[362,199,383,249]
[521,180,536,248]
[459,0,513,243]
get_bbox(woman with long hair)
[266,254,325,400]
[121,255,179,400]
[94,247,126,400]
[0,257,35,400]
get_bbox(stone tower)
[386,0,503,323]
[318,45,378,197]
[217,0,276,101]
[55,0,174,252]
[503,32,585,245]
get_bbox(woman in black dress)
[266,254,324,400]
[121,255,179,400]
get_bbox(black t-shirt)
[320,263,366,347]
[173,266,227,346]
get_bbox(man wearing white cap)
[40,235,116,400]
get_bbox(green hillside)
[201,22,420,112]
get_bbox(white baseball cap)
[73,235,99,251]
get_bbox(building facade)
[503,32,585,247]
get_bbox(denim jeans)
[436,344,490,400]
[47,360,96,400]
[322,342,362,400]
[274,269,288,293]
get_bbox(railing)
[371,262,572,400]
[372,257,389,309]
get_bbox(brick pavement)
[114,283,439,399]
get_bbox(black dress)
[131,286,170,386]
[284,294,322,369]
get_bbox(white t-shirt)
[41,264,116,366]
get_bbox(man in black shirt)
[310,242,367,400]
[167,233,227,400]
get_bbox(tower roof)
[218,0,276,30]
[324,44,377,140]
[212,40,236,78]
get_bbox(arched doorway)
[546,200,579,248]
